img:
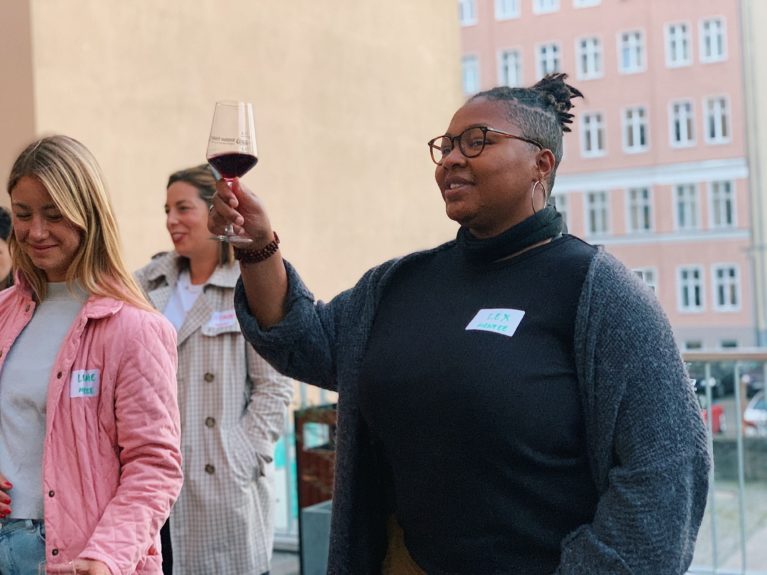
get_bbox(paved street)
[272,550,300,575]
[691,479,767,572]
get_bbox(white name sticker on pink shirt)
[70,370,101,398]
[205,309,238,330]
[465,308,525,338]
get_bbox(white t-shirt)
[0,282,87,519]
[163,269,204,332]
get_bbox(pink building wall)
[462,0,753,348]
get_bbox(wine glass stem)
[223,178,235,236]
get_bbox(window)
[721,339,738,348]
[623,106,648,153]
[573,0,600,6]
[685,340,703,350]
[710,180,735,228]
[675,184,700,231]
[581,112,605,157]
[701,18,726,62]
[537,43,561,78]
[495,0,520,19]
[533,0,560,14]
[577,37,603,79]
[619,31,644,73]
[459,0,477,25]
[627,187,652,232]
[705,97,730,143]
[586,191,609,235]
[678,266,704,312]
[670,100,695,147]
[498,50,522,87]
[633,268,657,292]
[713,264,740,311]
[462,55,480,95]
[666,23,691,67]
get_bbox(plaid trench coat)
[136,253,293,575]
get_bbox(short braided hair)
[470,73,583,189]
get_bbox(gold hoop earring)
[530,180,547,214]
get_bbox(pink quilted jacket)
[0,280,182,575]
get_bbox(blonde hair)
[7,135,152,310]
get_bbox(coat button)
[56,371,62,379]
[205,464,215,475]
[205,417,216,428]
[52,549,59,556]
[204,372,214,383]
[48,490,55,497]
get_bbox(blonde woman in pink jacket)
[0,135,183,575]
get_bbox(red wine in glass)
[206,101,258,243]
[208,152,258,179]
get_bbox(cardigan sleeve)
[557,251,711,575]
[234,258,397,392]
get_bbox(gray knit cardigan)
[235,241,711,575]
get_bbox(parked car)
[744,392,767,437]
[698,396,726,435]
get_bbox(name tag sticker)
[205,309,238,330]
[70,369,101,398]
[465,308,525,338]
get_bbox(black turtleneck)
[358,217,599,575]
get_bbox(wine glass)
[206,100,258,244]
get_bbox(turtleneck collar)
[456,205,563,264]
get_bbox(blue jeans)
[0,519,46,575]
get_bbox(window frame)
[495,0,521,20]
[462,54,480,96]
[622,105,649,153]
[617,29,646,74]
[585,190,610,236]
[665,22,692,68]
[459,0,478,26]
[669,99,696,148]
[709,180,736,229]
[533,0,560,15]
[580,112,606,158]
[704,95,731,144]
[712,263,741,312]
[576,36,603,80]
[677,265,705,313]
[700,16,727,63]
[626,186,653,233]
[673,183,701,231]
[497,48,523,87]
[536,41,561,78]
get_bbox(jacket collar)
[13,274,123,319]
[143,251,240,290]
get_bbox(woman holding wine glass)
[135,163,292,575]
[208,75,709,574]
[0,135,182,574]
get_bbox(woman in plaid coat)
[136,164,293,575]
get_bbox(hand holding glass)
[206,101,258,244]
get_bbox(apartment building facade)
[460,0,754,350]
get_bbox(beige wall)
[5,1,461,300]
[0,0,35,209]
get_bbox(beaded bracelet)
[233,232,280,265]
